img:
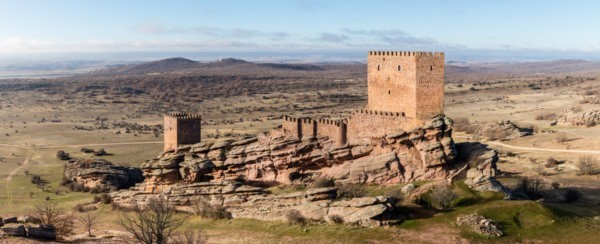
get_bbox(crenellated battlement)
[165,112,201,120]
[352,109,407,117]
[368,51,444,57]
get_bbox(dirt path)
[485,140,600,155]
[4,150,32,210]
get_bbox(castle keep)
[281,51,445,145]
[164,112,201,151]
[163,51,444,150]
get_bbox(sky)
[1,0,600,60]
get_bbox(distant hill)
[446,59,600,76]
[96,57,326,76]
[118,57,200,74]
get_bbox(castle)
[163,51,445,151]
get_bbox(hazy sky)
[1,0,600,56]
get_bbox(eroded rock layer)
[138,115,458,192]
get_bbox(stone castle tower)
[367,51,444,123]
[163,112,201,151]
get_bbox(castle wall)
[282,115,301,138]
[415,54,445,122]
[367,51,444,121]
[164,116,179,151]
[367,51,417,117]
[316,119,346,146]
[299,118,317,139]
[347,109,415,141]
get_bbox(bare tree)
[577,156,598,175]
[77,212,98,237]
[429,186,457,211]
[29,200,74,239]
[117,199,187,244]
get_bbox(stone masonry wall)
[347,109,415,141]
[415,53,445,122]
[367,51,444,121]
[164,112,201,151]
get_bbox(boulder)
[401,184,415,194]
[2,216,17,224]
[558,108,600,127]
[479,120,533,140]
[64,159,143,191]
[0,223,26,237]
[26,224,56,240]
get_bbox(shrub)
[328,214,344,224]
[429,186,457,211]
[563,189,581,203]
[555,133,568,144]
[576,156,598,175]
[516,178,543,200]
[285,209,306,225]
[93,148,107,156]
[311,177,335,188]
[193,201,231,219]
[336,183,367,199]
[56,150,70,160]
[545,157,559,168]
[99,193,112,204]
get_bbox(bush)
[429,186,457,211]
[193,201,231,219]
[311,177,335,188]
[328,214,344,224]
[99,193,112,204]
[516,178,543,200]
[285,209,306,225]
[93,148,107,156]
[56,150,70,160]
[336,183,367,199]
[563,189,581,203]
[545,157,559,168]
[576,156,598,175]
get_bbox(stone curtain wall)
[164,113,202,151]
[415,53,445,122]
[282,115,301,138]
[316,118,346,146]
[346,109,415,140]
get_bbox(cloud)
[0,36,263,53]
[134,24,290,41]
[318,32,348,43]
[342,28,439,47]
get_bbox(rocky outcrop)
[558,108,600,127]
[0,215,55,240]
[137,115,458,193]
[456,214,503,237]
[454,142,507,193]
[64,159,143,191]
[111,182,401,227]
[479,120,533,140]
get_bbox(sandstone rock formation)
[455,142,506,193]
[64,159,143,191]
[0,215,55,240]
[479,120,533,140]
[138,115,458,193]
[456,214,503,237]
[558,107,600,127]
[111,182,401,227]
